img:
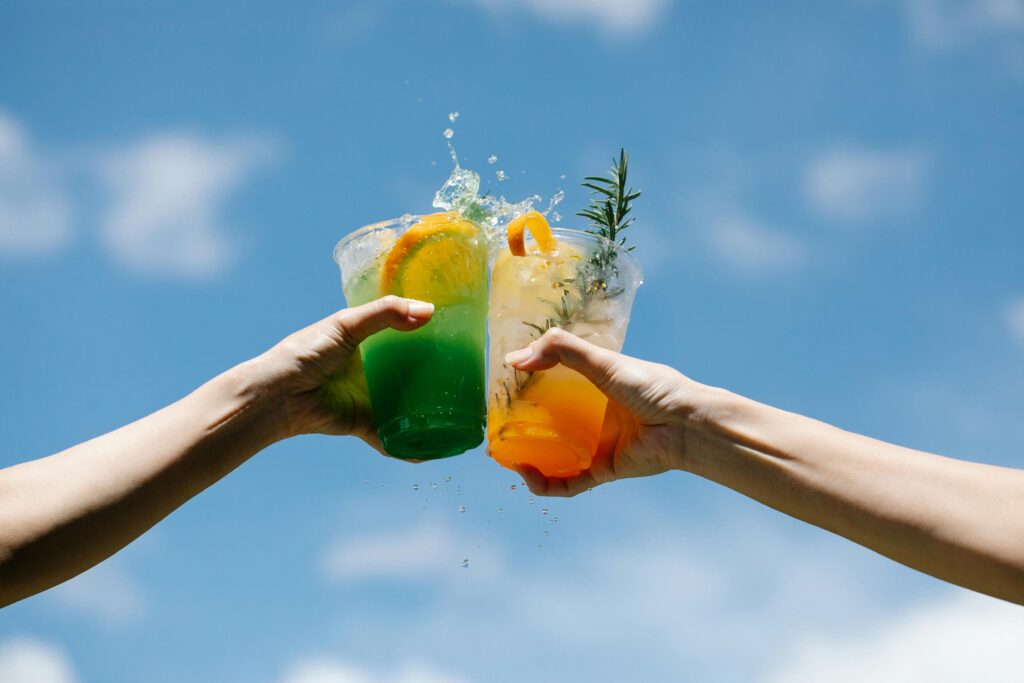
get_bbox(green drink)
[333,213,488,459]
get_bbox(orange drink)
[486,213,642,477]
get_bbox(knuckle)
[377,294,403,312]
[545,327,570,343]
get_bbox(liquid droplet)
[497,508,504,514]
[510,485,517,491]
[462,559,469,568]
[431,483,438,490]
[448,111,460,122]
[552,211,561,222]
[528,497,535,505]
[541,508,548,516]
[443,128,454,139]
[487,154,498,164]
[543,530,549,536]
[446,476,453,483]
[458,505,466,513]
[559,173,566,180]
[496,170,507,181]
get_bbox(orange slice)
[380,212,485,305]
[507,210,557,256]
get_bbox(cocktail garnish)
[507,210,557,256]
[380,212,483,305]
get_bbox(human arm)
[0,296,433,607]
[508,328,1024,605]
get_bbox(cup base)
[378,412,484,460]
[488,421,597,478]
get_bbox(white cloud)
[1007,296,1024,343]
[804,145,929,223]
[768,591,1024,683]
[704,210,806,275]
[278,655,470,683]
[0,638,77,683]
[455,0,670,38]
[321,523,500,582]
[0,110,72,255]
[47,559,146,624]
[97,131,275,279]
[902,0,1024,50]
[316,505,899,681]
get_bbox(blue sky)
[2,1,1024,681]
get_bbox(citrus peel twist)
[507,210,557,256]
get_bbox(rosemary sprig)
[577,147,641,253]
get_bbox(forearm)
[0,358,285,606]
[681,387,1024,604]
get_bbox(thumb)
[332,295,434,348]
[504,328,640,409]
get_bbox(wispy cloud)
[97,132,276,280]
[0,637,77,683]
[312,507,899,681]
[1006,296,1024,343]
[321,523,501,582]
[454,0,671,39]
[0,110,72,256]
[803,144,929,224]
[768,590,1024,682]
[901,0,1024,50]
[46,559,147,625]
[703,210,806,275]
[278,655,471,683]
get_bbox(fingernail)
[504,347,533,365]
[407,300,434,318]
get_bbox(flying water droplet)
[552,211,561,222]
[497,508,504,514]
[559,173,566,180]
[487,154,498,164]
[543,530,549,536]
[448,111,460,122]
[413,484,420,491]
[528,497,535,505]
[541,508,548,516]
[431,483,438,490]
[510,484,517,491]
[443,128,454,139]
[446,476,453,483]
[462,558,469,568]
[496,170,507,181]
[458,505,466,513]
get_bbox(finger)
[517,464,600,498]
[504,328,636,407]
[332,296,434,348]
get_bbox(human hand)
[504,328,701,496]
[254,296,434,448]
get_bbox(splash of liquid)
[431,116,561,235]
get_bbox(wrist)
[673,381,753,475]
[208,356,293,448]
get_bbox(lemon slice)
[380,212,485,305]
[507,210,557,256]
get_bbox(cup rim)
[333,216,643,284]
[501,226,643,282]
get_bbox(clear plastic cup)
[486,228,642,477]
[333,213,489,459]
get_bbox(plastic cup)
[486,228,642,477]
[333,213,489,459]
